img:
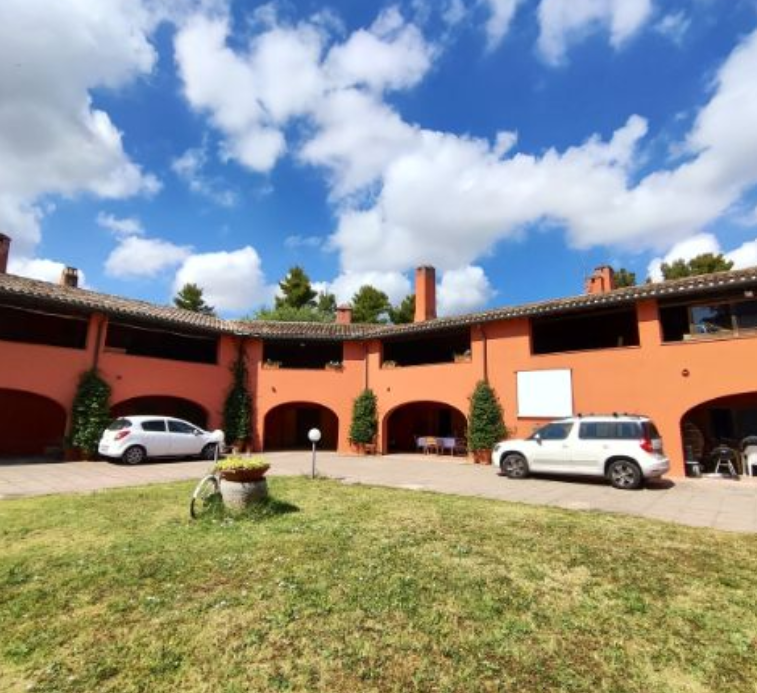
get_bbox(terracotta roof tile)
[3,266,757,341]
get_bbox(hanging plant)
[69,369,112,458]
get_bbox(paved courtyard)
[1,452,756,533]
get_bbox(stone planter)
[219,475,269,511]
[471,449,492,465]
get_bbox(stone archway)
[264,403,338,451]
[112,396,208,429]
[384,401,467,453]
[0,389,67,457]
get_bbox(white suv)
[99,416,224,465]
[492,415,669,489]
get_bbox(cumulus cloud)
[327,271,412,305]
[0,0,161,264]
[537,0,653,65]
[97,212,144,237]
[173,246,274,313]
[105,236,191,279]
[171,143,238,207]
[437,266,495,315]
[654,11,691,46]
[480,0,524,51]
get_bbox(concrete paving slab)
[1,453,756,533]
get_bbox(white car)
[492,415,670,489]
[99,416,224,465]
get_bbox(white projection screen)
[516,369,573,418]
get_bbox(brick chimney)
[60,266,79,288]
[0,233,10,274]
[414,266,437,322]
[585,266,615,295]
[336,304,352,324]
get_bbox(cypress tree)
[223,349,252,444]
[349,389,378,445]
[468,380,507,452]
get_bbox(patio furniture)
[741,436,757,477]
[710,445,739,478]
[423,436,441,454]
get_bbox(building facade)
[2,232,757,476]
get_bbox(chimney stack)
[336,305,353,324]
[60,266,79,288]
[0,233,10,274]
[414,266,437,322]
[585,266,615,295]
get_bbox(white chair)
[742,445,757,477]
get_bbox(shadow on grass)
[192,495,300,523]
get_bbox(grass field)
[1,477,756,692]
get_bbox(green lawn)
[1,478,756,693]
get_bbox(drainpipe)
[476,324,488,383]
[91,313,106,370]
[364,342,369,391]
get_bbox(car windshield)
[107,418,131,431]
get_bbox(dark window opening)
[105,322,218,364]
[531,307,639,355]
[659,296,757,342]
[579,421,641,440]
[141,420,166,432]
[0,304,88,349]
[382,329,471,367]
[531,422,573,440]
[262,340,343,370]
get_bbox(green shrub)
[69,370,112,456]
[223,349,252,443]
[214,456,269,472]
[468,380,507,452]
[349,389,378,445]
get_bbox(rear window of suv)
[642,421,661,439]
[579,421,641,439]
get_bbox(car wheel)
[201,443,218,461]
[608,459,642,490]
[503,453,529,479]
[123,446,147,465]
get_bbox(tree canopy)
[613,268,637,288]
[660,253,734,280]
[276,266,317,309]
[173,283,215,316]
[388,294,415,324]
[351,285,392,324]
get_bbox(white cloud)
[480,0,524,51]
[647,233,721,281]
[537,0,653,65]
[0,0,162,260]
[437,265,495,315]
[654,11,691,46]
[8,257,87,287]
[327,271,411,305]
[97,212,144,237]
[284,235,323,250]
[726,239,757,270]
[172,144,238,207]
[105,236,191,279]
[173,246,274,314]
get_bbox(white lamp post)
[308,428,322,479]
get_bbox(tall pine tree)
[174,283,215,315]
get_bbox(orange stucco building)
[2,231,757,477]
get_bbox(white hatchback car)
[492,415,669,489]
[99,416,224,465]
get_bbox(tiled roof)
[3,265,757,341]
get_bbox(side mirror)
[533,433,542,443]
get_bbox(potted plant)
[467,380,507,465]
[263,359,281,369]
[325,360,343,371]
[454,349,472,363]
[349,389,378,454]
[215,456,270,511]
[223,349,252,453]
[381,360,398,369]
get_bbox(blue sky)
[2,0,757,317]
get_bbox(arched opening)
[264,403,338,451]
[385,401,467,454]
[0,389,67,458]
[681,392,757,476]
[112,396,208,429]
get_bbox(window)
[579,422,641,440]
[531,422,573,440]
[690,305,733,335]
[262,340,343,370]
[531,307,639,354]
[105,322,218,364]
[141,420,167,432]
[382,329,471,367]
[168,420,197,435]
[107,418,131,431]
[660,296,757,342]
[0,304,88,349]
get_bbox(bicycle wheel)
[190,474,221,519]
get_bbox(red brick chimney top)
[336,304,352,324]
[0,233,10,274]
[585,266,615,295]
[414,266,437,322]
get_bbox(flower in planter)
[214,456,270,480]
[325,360,343,370]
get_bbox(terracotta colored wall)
[5,300,757,474]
